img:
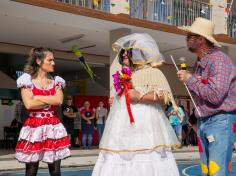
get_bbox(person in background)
[10,118,18,127]
[188,108,198,146]
[233,107,236,152]
[95,100,108,143]
[189,108,197,133]
[80,101,95,149]
[234,138,236,152]
[56,105,63,122]
[8,118,19,141]
[62,95,78,146]
[14,98,28,132]
[166,102,184,143]
[179,105,190,146]
[72,111,81,148]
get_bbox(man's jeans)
[82,124,94,148]
[82,134,93,148]
[197,113,233,176]
[97,124,104,143]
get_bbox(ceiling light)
[60,34,85,43]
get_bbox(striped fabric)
[15,110,71,163]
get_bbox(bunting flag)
[167,15,173,20]
[71,45,97,80]
[110,1,130,14]
[124,6,130,12]
[93,0,100,7]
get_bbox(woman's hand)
[87,119,91,124]
[128,89,141,103]
[21,89,47,109]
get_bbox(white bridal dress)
[92,67,180,176]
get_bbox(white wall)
[0,100,18,140]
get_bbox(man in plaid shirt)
[178,18,236,176]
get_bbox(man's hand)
[177,70,192,82]
[128,89,141,103]
[87,119,91,124]
[196,76,202,81]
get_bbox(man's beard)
[188,47,197,53]
[188,44,198,53]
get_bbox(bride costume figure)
[15,48,70,176]
[92,33,180,176]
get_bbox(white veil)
[112,33,164,67]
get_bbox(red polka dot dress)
[15,73,70,163]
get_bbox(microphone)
[179,57,187,70]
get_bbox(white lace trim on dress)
[15,148,70,163]
[135,85,173,104]
[16,73,33,89]
[19,123,68,142]
[54,76,65,89]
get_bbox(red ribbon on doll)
[113,67,134,124]
[118,80,134,124]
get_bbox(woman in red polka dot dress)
[15,48,70,176]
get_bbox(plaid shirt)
[186,48,236,118]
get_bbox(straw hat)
[179,17,221,47]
